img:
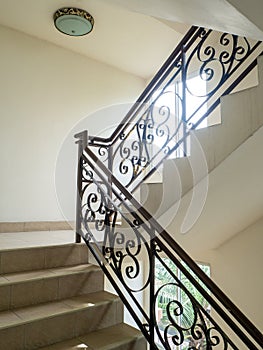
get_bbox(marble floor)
[0,230,81,250]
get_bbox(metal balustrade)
[87,26,262,194]
[74,26,263,349]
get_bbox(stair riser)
[108,338,147,350]
[36,325,147,350]
[0,270,103,312]
[0,244,89,274]
[0,243,145,350]
[113,339,147,350]
[0,299,123,350]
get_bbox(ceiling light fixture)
[54,7,94,36]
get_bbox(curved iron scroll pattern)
[153,244,237,350]
[80,158,152,295]
[89,144,109,163]
[107,28,261,190]
[78,27,263,349]
[80,162,242,349]
[80,145,110,234]
[81,164,108,234]
[78,151,262,349]
[103,229,152,293]
[112,85,184,188]
[185,29,256,125]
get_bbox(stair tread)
[0,263,100,285]
[38,323,143,350]
[0,243,90,274]
[0,242,87,253]
[0,291,118,330]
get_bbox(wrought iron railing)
[87,26,262,195]
[74,146,263,349]
[74,26,263,348]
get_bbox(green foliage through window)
[155,258,211,349]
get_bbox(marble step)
[0,264,103,311]
[0,243,89,274]
[0,291,123,350]
[38,323,146,350]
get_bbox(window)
[155,258,211,349]
[150,73,208,160]
[176,73,208,129]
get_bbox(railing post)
[74,130,88,243]
[149,239,156,348]
[108,145,113,200]
[181,46,188,157]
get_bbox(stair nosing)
[0,291,119,331]
[37,323,144,350]
[0,263,101,286]
[0,242,87,253]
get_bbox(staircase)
[75,26,263,349]
[0,242,146,349]
[141,54,263,247]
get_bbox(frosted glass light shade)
[54,8,94,36]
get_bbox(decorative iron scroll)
[80,156,152,293]
[75,25,263,349]
[95,28,262,193]
[76,149,262,349]
[153,243,237,350]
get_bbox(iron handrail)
[86,28,262,202]
[82,146,263,348]
[75,25,263,349]
[88,27,262,149]
[88,25,199,147]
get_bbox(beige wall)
[0,25,145,222]
[206,216,263,331]
[227,0,263,32]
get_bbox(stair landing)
[0,230,77,251]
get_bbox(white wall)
[227,0,263,32]
[0,25,145,222]
[206,216,263,330]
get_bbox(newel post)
[74,130,88,243]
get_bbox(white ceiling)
[1,0,262,80]
[0,0,184,79]
[106,0,263,41]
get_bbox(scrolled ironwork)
[80,161,109,238]
[185,29,254,103]
[90,144,109,163]
[76,147,263,349]
[80,157,153,295]
[153,254,236,349]
[153,242,214,349]
[112,86,184,188]
[75,25,263,349]
[93,27,262,193]
[103,215,152,293]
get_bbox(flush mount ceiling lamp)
[54,7,94,36]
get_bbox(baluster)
[149,239,156,348]
[181,46,188,157]
[74,130,88,243]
